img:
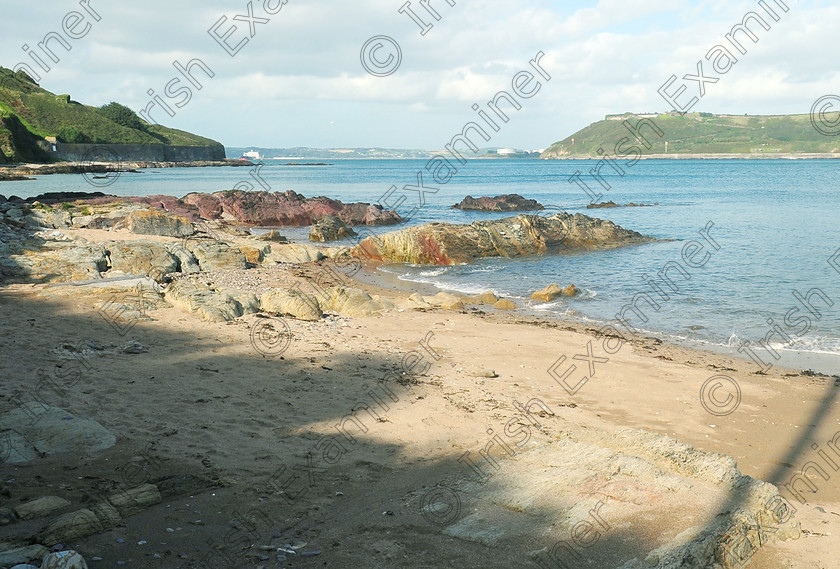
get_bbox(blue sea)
[4,158,840,374]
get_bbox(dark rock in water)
[452,194,544,212]
[586,201,657,209]
[309,215,357,242]
[354,213,654,265]
[0,195,6,204]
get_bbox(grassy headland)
[0,67,223,163]
[541,112,840,159]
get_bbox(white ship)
[240,150,262,161]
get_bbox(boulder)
[257,229,288,243]
[165,280,257,322]
[0,404,116,464]
[184,239,247,271]
[38,550,88,569]
[239,245,266,265]
[124,209,195,237]
[561,284,578,296]
[263,244,326,264]
[408,293,433,309]
[261,289,322,321]
[0,545,49,568]
[493,299,517,310]
[24,208,71,230]
[14,496,71,520]
[38,509,102,546]
[452,194,544,212]
[166,242,201,274]
[353,213,653,265]
[320,286,393,317]
[8,243,108,283]
[424,292,465,311]
[309,215,357,242]
[463,291,499,305]
[107,484,161,517]
[107,241,180,278]
[531,283,562,303]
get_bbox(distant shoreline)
[540,152,840,160]
[0,159,250,181]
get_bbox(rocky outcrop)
[320,286,394,317]
[169,190,404,227]
[257,229,289,242]
[493,299,517,310]
[452,194,544,212]
[587,201,657,209]
[0,403,116,464]
[107,241,180,277]
[3,242,108,283]
[263,243,326,264]
[261,288,323,321]
[184,239,247,272]
[165,279,259,322]
[309,215,357,242]
[354,213,653,265]
[124,210,195,237]
[531,283,579,302]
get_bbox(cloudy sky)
[3,0,838,149]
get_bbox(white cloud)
[0,0,835,148]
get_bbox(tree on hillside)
[97,102,145,131]
[57,126,91,144]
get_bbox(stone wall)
[51,142,226,162]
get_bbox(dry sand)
[1,237,839,568]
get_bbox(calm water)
[4,158,840,373]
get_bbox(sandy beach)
[2,220,839,568]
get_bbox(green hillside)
[541,112,840,158]
[0,67,222,163]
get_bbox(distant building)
[497,148,517,155]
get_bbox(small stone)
[474,370,498,378]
